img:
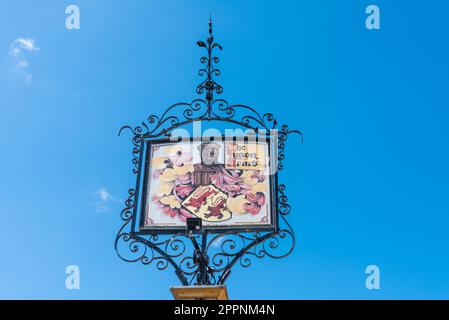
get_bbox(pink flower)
[211,167,252,197]
[175,185,193,197]
[162,205,178,217]
[152,169,164,179]
[244,202,260,215]
[251,171,266,182]
[176,173,192,185]
[210,171,224,189]
[170,150,192,167]
[244,192,266,215]
[153,196,193,221]
[221,168,241,184]
[178,208,193,222]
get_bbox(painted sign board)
[139,137,278,233]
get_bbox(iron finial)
[208,15,213,37]
[196,16,223,106]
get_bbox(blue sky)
[1,0,449,299]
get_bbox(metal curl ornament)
[115,17,303,287]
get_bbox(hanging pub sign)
[115,18,302,287]
[141,137,276,233]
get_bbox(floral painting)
[143,140,272,229]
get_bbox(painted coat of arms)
[183,185,231,222]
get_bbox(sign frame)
[136,136,279,235]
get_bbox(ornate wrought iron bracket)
[115,18,303,286]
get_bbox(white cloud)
[11,47,20,56]
[11,38,39,54]
[97,187,112,202]
[9,37,39,82]
[94,187,121,213]
[16,60,28,69]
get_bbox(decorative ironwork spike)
[208,15,213,36]
[196,16,223,106]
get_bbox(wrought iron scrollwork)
[196,18,223,104]
[115,18,302,286]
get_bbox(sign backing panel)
[139,137,277,233]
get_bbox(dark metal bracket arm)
[115,18,302,286]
